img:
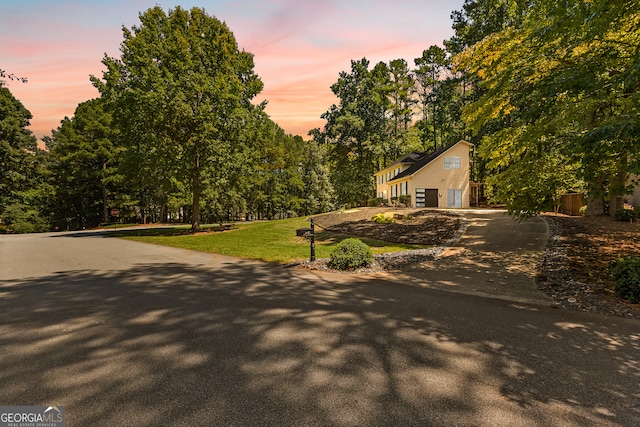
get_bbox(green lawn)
[116,216,424,264]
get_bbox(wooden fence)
[559,193,585,216]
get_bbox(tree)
[48,99,123,229]
[444,0,535,184]
[93,6,263,231]
[239,113,322,220]
[455,0,640,218]
[385,59,415,159]
[243,115,298,220]
[0,69,28,85]
[312,1,541,207]
[414,46,450,150]
[300,138,335,215]
[0,86,37,216]
[448,0,533,55]
[0,85,53,232]
[317,58,394,206]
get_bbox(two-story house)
[375,140,475,208]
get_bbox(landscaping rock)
[537,215,639,319]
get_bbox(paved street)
[1,223,639,426]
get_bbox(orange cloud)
[1,0,459,141]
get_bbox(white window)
[378,192,384,198]
[386,171,391,181]
[444,156,461,169]
[378,175,383,184]
[447,189,462,208]
[400,181,408,196]
[391,185,398,198]
[394,167,400,177]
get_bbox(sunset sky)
[1,0,464,141]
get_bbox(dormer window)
[444,156,461,169]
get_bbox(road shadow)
[0,262,638,426]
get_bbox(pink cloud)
[1,0,461,141]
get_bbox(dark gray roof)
[387,151,424,168]
[387,141,466,183]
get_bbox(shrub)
[368,197,384,207]
[1,204,49,233]
[329,238,374,270]
[614,208,637,222]
[607,257,640,303]
[11,218,49,234]
[371,213,396,224]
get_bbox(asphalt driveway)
[0,217,639,426]
[396,209,551,303]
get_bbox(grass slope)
[119,216,424,264]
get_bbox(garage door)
[415,188,438,207]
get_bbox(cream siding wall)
[631,188,640,207]
[408,142,471,208]
[628,174,640,207]
[374,141,472,208]
[375,164,407,200]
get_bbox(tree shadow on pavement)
[0,262,638,426]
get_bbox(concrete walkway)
[393,209,551,304]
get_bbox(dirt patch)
[313,208,462,246]
[538,213,640,318]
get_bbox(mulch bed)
[537,213,640,318]
[313,208,462,246]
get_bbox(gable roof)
[385,151,424,169]
[386,140,472,183]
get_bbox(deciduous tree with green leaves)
[93,6,263,231]
[455,0,639,218]
[317,58,387,206]
[317,57,425,207]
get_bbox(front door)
[416,188,438,207]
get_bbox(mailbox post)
[310,218,315,262]
[296,218,316,262]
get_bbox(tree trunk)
[102,185,109,224]
[608,170,628,217]
[432,104,437,149]
[102,162,109,224]
[610,195,624,217]
[191,152,201,232]
[586,177,605,216]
